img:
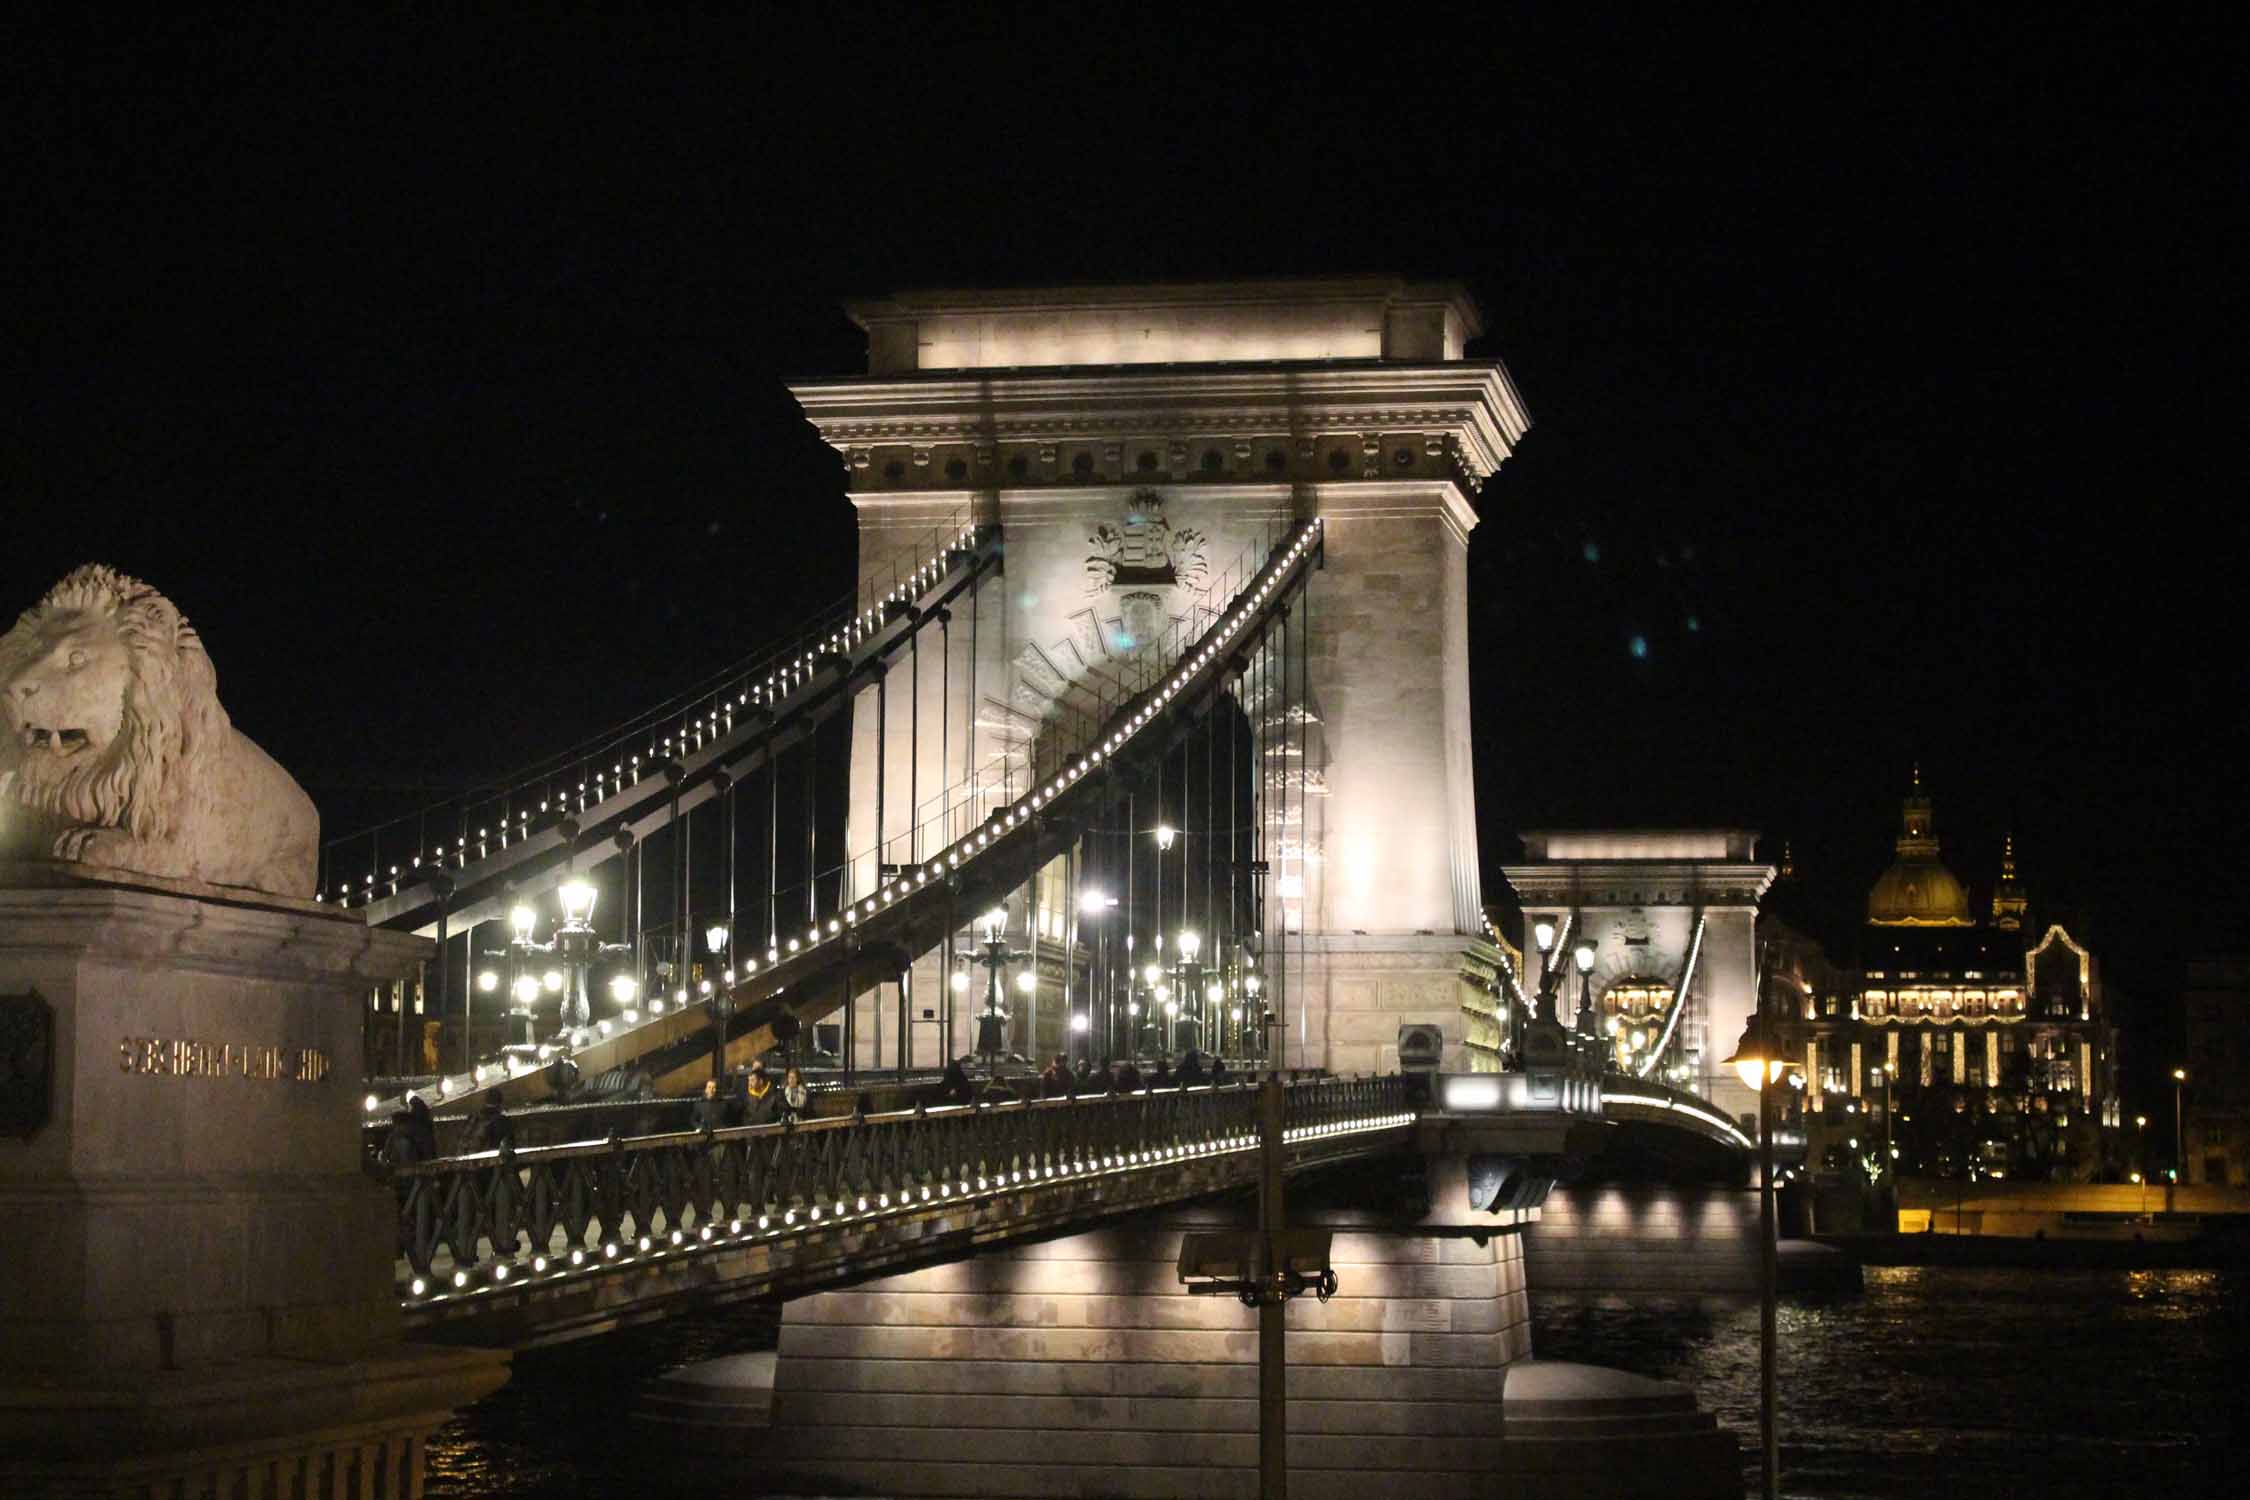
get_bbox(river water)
[424,1265,2242,1498]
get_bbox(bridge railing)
[391,1073,1409,1296]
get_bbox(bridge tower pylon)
[793,278,1530,1075]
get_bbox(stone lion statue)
[0,565,318,897]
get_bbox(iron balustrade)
[390,1073,1410,1292]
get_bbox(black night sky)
[11,11,2243,1114]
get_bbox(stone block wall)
[1520,1183,1761,1299]
[1287,935,1487,1075]
[761,1205,1533,1498]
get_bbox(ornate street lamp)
[1571,938,1599,1045]
[704,923,732,1081]
[1079,889,1115,1064]
[1724,1006,1785,1500]
[2171,1067,2187,1209]
[970,906,1022,1069]
[554,880,625,1039]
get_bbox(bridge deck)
[395,1075,1412,1345]
[385,1070,1743,1345]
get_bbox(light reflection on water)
[425,1267,2244,1498]
[1531,1267,2244,1499]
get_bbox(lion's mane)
[0,565,317,896]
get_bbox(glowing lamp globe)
[1724,1014,1785,1091]
[558,881,597,925]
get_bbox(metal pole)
[804,731,817,931]
[939,610,950,842]
[673,772,689,1015]
[1064,843,1078,1065]
[876,663,888,889]
[1028,862,1041,1065]
[767,743,779,947]
[1258,1072,1288,1500]
[399,970,414,1079]
[1126,789,1136,1058]
[910,619,920,866]
[434,895,453,1074]
[1295,590,1308,1066]
[966,563,979,808]
[1272,609,1288,1067]
[1760,1062,1779,1500]
[2172,1073,2184,1210]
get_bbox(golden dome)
[1866,768,1975,927]
[1867,859,1973,926]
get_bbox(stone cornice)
[0,884,431,986]
[788,360,1530,479]
[1501,862,1779,909]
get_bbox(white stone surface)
[0,565,319,897]
[798,279,1527,1077]
[0,879,428,1371]
[762,1205,1534,1496]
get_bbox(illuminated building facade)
[2181,955,2250,1186]
[1776,777,2121,1184]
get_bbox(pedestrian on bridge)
[1042,1056,1076,1099]
[1209,1053,1230,1087]
[692,1079,729,1132]
[744,1062,781,1125]
[470,1095,514,1152]
[1150,1057,1174,1090]
[1114,1059,1142,1093]
[1178,1050,1208,1088]
[934,1057,975,1107]
[781,1066,810,1122]
[405,1093,438,1160]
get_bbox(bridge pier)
[1522,1182,1765,1300]
[759,1202,1532,1497]
[752,1185,1737,1498]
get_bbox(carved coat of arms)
[1084,492,1209,651]
[0,989,55,1140]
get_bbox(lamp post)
[2171,1067,2187,1208]
[1881,1061,1898,1218]
[2134,1114,2149,1215]
[1080,889,1116,1064]
[704,923,731,1081]
[970,907,1021,1071]
[1571,939,1598,1046]
[1724,1006,1785,1500]
[1154,821,1176,956]
[1177,928,1203,1057]
[1244,972,1265,1063]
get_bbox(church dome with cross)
[1866,768,1975,927]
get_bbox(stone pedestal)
[0,869,509,1497]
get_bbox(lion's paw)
[53,827,131,865]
